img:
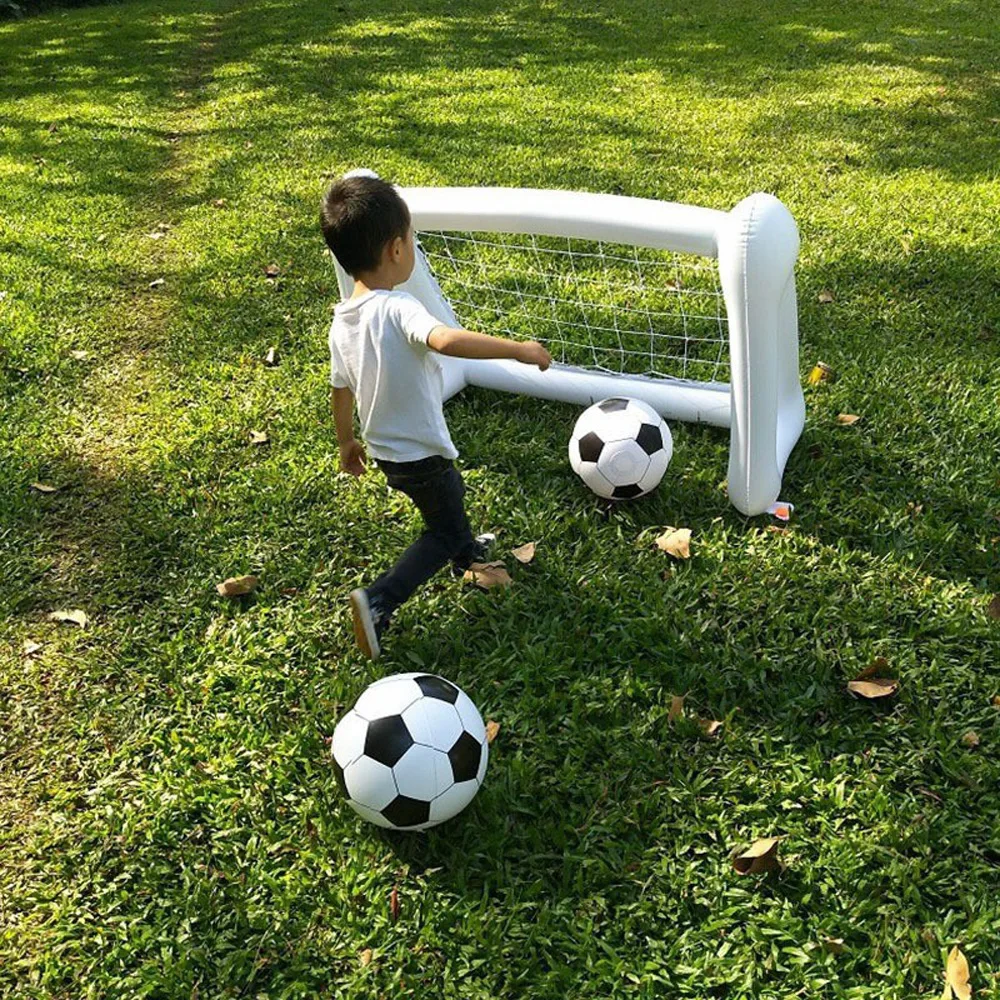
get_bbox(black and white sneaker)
[349,588,390,660]
[451,533,497,577]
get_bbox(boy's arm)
[427,326,551,370]
[332,386,366,477]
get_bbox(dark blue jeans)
[367,455,481,614]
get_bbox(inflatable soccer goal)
[331,175,805,515]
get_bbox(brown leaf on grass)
[944,946,971,1000]
[836,413,861,426]
[511,542,536,564]
[264,264,280,279]
[463,561,512,590]
[733,837,782,875]
[249,430,269,446]
[70,349,90,361]
[818,289,835,303]
[986,595,1000,620]
[698,719,723,738]
[655,527,691,560]
[211,198,227,208]
[359,948,373,968]
[147,230,165,240]
[485,720,500,744]
[667,694,686,722]
[264,347,279,367]
[822,937,846,955]
[22,640,42,657]
[961,730,980,749]
[847,677,899,699]
[48,609,88,627]
[807,361,837,386]
[992,695,1000,708]
[148,278,165,289]
[30,482,60,493]
[855,656,890,681]
[389,886,400,923]
[216,575,258,597]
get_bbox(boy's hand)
[339,439,367,477]
[517,340,552,371]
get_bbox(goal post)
[330,178,804,516]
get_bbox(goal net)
[414,231,730,387]
[330,177,804,515]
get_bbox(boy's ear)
[388,235,404,262]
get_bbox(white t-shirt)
[329,289,459,463]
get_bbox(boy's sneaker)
[451,533,497,577]
[349,589,390,660]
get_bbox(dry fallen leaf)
[216,575,259,597]
[667,694,686,722]
[485,720,500,744]
[733,837,782,875]
[249,430,269,446]
[961,730,980,749]
[48,609,88,627]
[70,349,90,361]
[389,886,400,923]
[511,542,536,564]
[986,595,1000,620]
[211,198,227,208]
[22,640,42,657]
[148,277,166,289]
[847,677,899,699]
[698,719,723,738]
[992,695,1000,708]
[655,527,692,560]
[359,948,373,968]
[836,413,861,426]
[944,946,971,1000]
[147,230,165,240]
[822,936,846,955]
[855,656,890,681]
[264,347,279,367]
[30,482,60,494]
[264,264,280,279]
[818,289,835,303]
[463,561,512,590]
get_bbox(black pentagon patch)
[332,759,349,798]
[635,422,664,456]
[448,731,482,783]
[578,430,605,463]
[364,715,413,767]
[598,397,629,413]
[382,794,431,828]
[414,674,459,704]
[612,483,644,500]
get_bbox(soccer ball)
[569,397,673,500]
[331,673,488,831]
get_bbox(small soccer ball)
[331,673,488,831]
[568,397,673,500]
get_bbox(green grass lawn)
[2,0,999,996]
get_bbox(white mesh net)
[416,230,730,385]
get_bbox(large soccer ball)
[331,673,488,831]
[569,397,673,500]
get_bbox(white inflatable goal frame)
[331,178,805,516]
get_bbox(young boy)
[321,174,551,660]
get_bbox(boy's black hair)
[320,175,411,276]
